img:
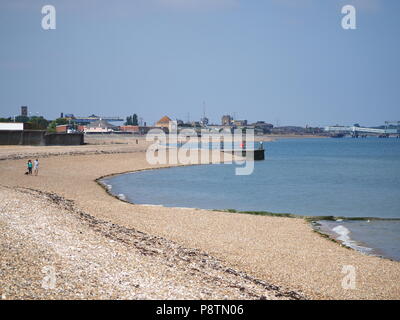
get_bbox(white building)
[0,122,24,131]
[84,119,116,133]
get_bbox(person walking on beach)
[33,159,39,176]
[27,160,33,175]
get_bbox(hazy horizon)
[1,0,399,127]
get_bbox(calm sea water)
[103,137,400,260]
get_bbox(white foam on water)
[332,225,373,253]
[100,181,112,190]
[332,225,350,242]
[118,194,126,201]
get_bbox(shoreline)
[100,168,400,221]
[1,143,399,299]
[100,169,400,263]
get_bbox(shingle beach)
[1,138,399,300]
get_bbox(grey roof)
[87,119,116,129]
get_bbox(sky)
[0,0,399,127]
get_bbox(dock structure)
[324,123,400,138]
[176,135,266,161]
[220,149,265,161]
[221,141,265,161]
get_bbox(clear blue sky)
[0,0,399,127]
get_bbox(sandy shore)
[1,141,399,300]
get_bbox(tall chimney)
[21,106,28,117]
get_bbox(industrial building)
[84,119,117,133]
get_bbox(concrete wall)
[0,130,84,146]
[45,133,84,145]
[0,130,46,145]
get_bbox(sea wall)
[45,133,84,146]
[0,130,84,146]
[0,130,46,146]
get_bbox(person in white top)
[33,159,39,176]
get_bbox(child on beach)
[33,159,39,176]
[27,160,32,175]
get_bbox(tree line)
[0,116,74,132]
[1,113,142,131]
[125,114,138,126]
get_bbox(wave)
[117,193,126,201]
[332,225,373,254]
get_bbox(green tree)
[125,114,139,126]
[132,114,138,125]
[15,115,29,123]
[28,116,49,130]
[125,116,132,126]
[55,117,68,125]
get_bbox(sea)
[102,137,400,261]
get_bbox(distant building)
[252,121,274,133]
[56,124,84,133]
[84,119,116,133]
[56,125,68,133]
[156,116,172,128]
[200,117,209,127]
[120,125,139,133]
[0,122,24,131]
[21,106,28,117]
[191,121,201,127]
[207,125,234,134]
[72,115,123,125]
[221,115,232,126]
[232,120,248,127]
